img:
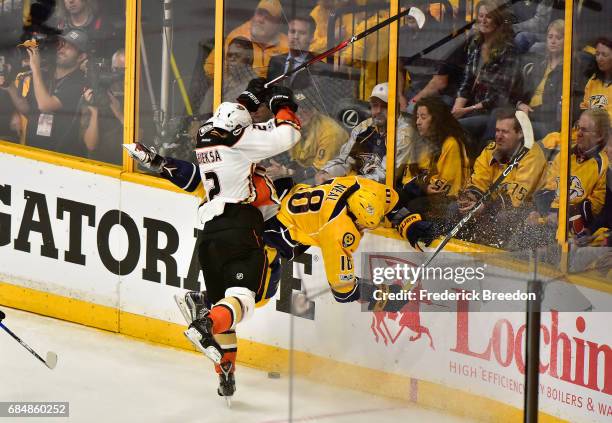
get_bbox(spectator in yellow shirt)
[450,108,548,247]
[309,0,364,54]
[203,0,288,78]
[580,37,612,120]
[264,86,348,184]
[529,109,610,241]
[400,96,470,218]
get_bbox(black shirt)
[26,69,87,157]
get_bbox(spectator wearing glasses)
[529,109,610,240]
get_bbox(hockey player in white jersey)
[124,84,301,404]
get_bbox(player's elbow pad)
[275,107,301,130]
[161,157,201,192]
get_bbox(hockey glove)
[400,179,426,200]
[123,142,167,173]
[534,189,556,215]
[237,77,267,112]
[268,85,298,114]
[398,214,438,250]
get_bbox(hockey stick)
[421,111,535,268]
[0,310,58,370]
[264,7,416,89]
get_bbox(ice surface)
[0,308,471,423]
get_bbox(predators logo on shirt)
[568,176,586,200]
[342,232,356,247]
[589,94,609,110]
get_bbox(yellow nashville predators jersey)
[544,147,609,215]
[401,136,470,196]
[580,76,612,120]
[276,176,399,299]
[467,141,547,207]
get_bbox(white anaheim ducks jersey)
[195,119,301,225]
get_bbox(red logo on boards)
[368,255,435,350]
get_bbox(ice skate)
[183,311,223,365]
[174,291,210,324]
[218,361,235,408]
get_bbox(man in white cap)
[315,82,415,184]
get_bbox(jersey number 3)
[205,172,221,200]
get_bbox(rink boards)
[0,148,611,423]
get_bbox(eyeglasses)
[574,125,596,134]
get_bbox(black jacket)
[518,57,563,126]
[266,52,329,89]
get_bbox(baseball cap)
[59,29,89,53]
[370,82,388,103]
[256,0,282,19]
[407,7,425,30]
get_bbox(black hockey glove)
[268,85,298,114]
[237,77,267,112]
[533,189,556,215]
[399,214,439,250]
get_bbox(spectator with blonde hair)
[516,19,564,138]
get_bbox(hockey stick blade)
[45,351,58,369]
[515,110,534,149]
[0,322,58,370]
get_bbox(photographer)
[2,29,88,157]
[81,48,125,164]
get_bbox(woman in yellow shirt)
[581,37,612,120]
[400,96,470,216]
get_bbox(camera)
[17,32,59,71]
[86,58,124,107]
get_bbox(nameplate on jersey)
[326,183,347,202]
[196,149,222,165]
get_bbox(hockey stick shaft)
[0,322,57,369]
[264,7,413,88]
[422,146,530,269]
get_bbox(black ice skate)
[183,311,223,365]
[218,361,235,408]
[174,291,210,324]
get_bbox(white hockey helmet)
[210,102,253,135]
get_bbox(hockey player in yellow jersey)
[264,175,437,302]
